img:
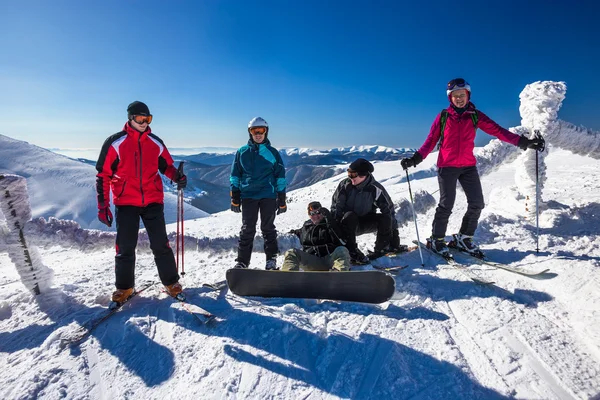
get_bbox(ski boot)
[109,288,134,310]
[449,234,485,258]
[265,258,279,271]
[350,249,369,265]
[426,236,452,259]
[165,282,185,301]
[234,261,248,269]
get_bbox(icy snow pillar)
[0,174,53,294]
[516,81,566,217]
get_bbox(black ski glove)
[401,152,423,170]
[175,172,187,190]
[230,190,241,213]
[518,135,545,151]
[276,192,287,215]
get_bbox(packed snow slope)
[1,144,599,399]
[0,134,208,230]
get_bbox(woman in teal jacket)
[230,117,287,270]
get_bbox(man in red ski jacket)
[401,78,545,257]
[96,101,187,306]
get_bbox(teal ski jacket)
[230,138,286,199]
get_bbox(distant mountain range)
[173,145,415,213]
[179,145,413,167]
[1,134,415,225]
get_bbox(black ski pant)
[432,166,485,238]
[114,203,179,289]
[340,211,400,252]
[236,198,279,266]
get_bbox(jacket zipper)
[138,137,144,205]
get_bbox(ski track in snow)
[1,146,600,399]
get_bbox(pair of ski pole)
[176,162,185,276]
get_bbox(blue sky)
[1,0,598,152]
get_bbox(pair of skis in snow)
[63,283,215,346]
[412,240,551,285]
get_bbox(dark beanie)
[307,201,322,212]
[348,158,374,174]
[127,101,151,116]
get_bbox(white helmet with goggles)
[446,78,471,96]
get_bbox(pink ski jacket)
[417,103,521,168]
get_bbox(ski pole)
[406,169,424,266]
[177,161,186,276]
[176,181,180,273]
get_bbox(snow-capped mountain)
[0,134,209,230]
[168,145,415,213]
[179,144,413,167]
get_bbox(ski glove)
[518,135,545,151]
[276,192,287,215]
[230,190,241,213]
[175,172,187,190]
[400,152,423,170]
[98,206,113,227]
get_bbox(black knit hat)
[348,158,374,175]
[127,101,151,116]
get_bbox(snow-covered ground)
[1,144,599,399]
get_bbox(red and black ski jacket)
[95,123,178,208]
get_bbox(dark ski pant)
[340,211,400,252]
[282,247,350,271]
[432,166,485,238]
[114,203,179,290]
[236,198,279,266]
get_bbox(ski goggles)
[447,78,469,92]
[249,127,267,135]
[307,201,322,215]
[131,114,153,124]
[347,169,367,178]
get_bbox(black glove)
[230,190,241,213]
[518,135,545,151]
[400,152,423,170]
[276,192,287,215]
[175,173,187,190]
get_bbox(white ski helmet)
[446,78,471,96]
[248,116,268,130]
[248,117,269,139]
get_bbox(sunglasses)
[347,169,367,179]
[250,127,266,135]
[132,115,153,124]
[447,78,469,91]
[309,210,321,216]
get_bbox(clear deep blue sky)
[1,0,599,150]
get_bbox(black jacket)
[330,174,395,221]
[291,213,346,257]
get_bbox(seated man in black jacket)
[331,158,404,263]
[283,201,350,271]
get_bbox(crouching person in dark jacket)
[331,158,403,263]
[283,201,350,271]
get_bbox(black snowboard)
[226,269,395,304]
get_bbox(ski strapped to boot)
[64,282,156,346]
[413,240,494,285]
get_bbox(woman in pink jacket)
[401,78,544,257]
